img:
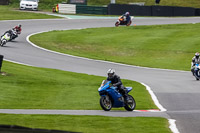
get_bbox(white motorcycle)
[10,29,18,41]
[0,33,11,47]
[193,63,200,80]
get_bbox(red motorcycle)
[115,16,132,27]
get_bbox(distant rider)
[122,12,131,25]
[14,24,22,34]
[106,69,128,99]
[191,52,200,75]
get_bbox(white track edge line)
[169,119,180,133]
[141,83,167,112]
[4,59,34,67]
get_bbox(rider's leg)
[191,67,195,76]
[118,85,128,98]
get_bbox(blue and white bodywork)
[98,80,136,111]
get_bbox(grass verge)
[9,0,200,8]
[0,61,157,110]
[30,23,199,71]
[0,114,171,133]
[0,5,60,20]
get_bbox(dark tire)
[100,96,112,111]
[115,21,120,27]
[124,95,136,111]
[194,69,200,80]
[1,40,6,47]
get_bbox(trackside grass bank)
[0,6,60,20]
[0,114,171,133]
[30,23,199,71]
[0,61,157,110]
[9,0,200,8]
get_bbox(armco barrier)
[0,55,3,72]
[108,4,133,15]
[108,4,151,16]
[132,5,152,16]
[108,4,152,16]
[195,9,200,16]
[108,4,197,16]
[152,6,173,16]
[173,7,195,16]
[76,5,107,15]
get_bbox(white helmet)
[195,52,199,58]
[107,68,115,78]
[125,12,130,16]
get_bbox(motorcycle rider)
[106,68,128,99]
[10,24,22,40]
[1,24,21,41]
[191,52,200,75]
[122,12,131,25]
[14,24,22,34]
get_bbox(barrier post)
[0,55,4,72]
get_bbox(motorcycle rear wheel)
[126,21,132,26]
[124,95,136,111]
[100,96,112,111]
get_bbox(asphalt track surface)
[1,16,200,133]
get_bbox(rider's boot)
[122,89,131,103]
[191,68,195,76]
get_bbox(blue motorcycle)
[194,63,200,80]
[98,80,136,111]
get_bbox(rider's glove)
[113,84,117,87]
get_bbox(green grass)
[0,5,60,20]
[0,61,157,110]
[0,114,171,133]
[30,23,199,71]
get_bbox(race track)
[1,16,200,133]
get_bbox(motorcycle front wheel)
[100,95,112,111]
[124,95,136,111]
[0,40,6,47]
[115,21,120,27]
[194,69,200,80]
